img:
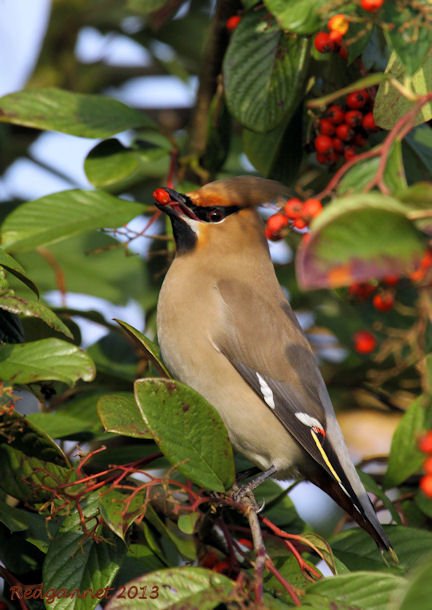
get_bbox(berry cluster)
[419,431,432,498]
[314,14,349,58]
[349,276,398,312]
[314,90,377,165]
[265,197,323,241]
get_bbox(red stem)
[265,558,301,606]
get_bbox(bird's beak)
[153,187,200,222]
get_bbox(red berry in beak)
[153,188,172,205]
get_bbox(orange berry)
[329,30,343,46]
[293,218,308,230]
[153,188,171,205]
[314,32,335,53]
[424,456,432,475]
[361,0,384,13]
[226,15,241,31]
[302,198,323,220]
[328,14,349,36]
[265,213,289,241]
[419,431,432,454]
[349,282,375,300]
[372,292,394,312]
[284,198,304,219]
[353,330,377,354]
[420,474,432,497]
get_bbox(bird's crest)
[187,176,290,208]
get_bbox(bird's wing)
[215,278,360,506]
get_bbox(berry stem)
[365,92,432,194]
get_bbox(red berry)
[420,474,432,498]
[424,456,432,475]
[213,560,230,574]
[353,330,377,354]
[153,188,171,205]
[338,45,349,60]
[226,15,241,31]
[344,146,357,161]
[326,105,345,124]
[361,0,384,13]
[329,30,343,46]
[238,538,253,549]
[265,213,289,241]
[318,118,335,136]
[293,218,307,230]
[316,152,333,165]
[302,198,323,220]
[419,431,432,454]
[284,198,304,219]
[336,124,354,141]
[332,137,344,153]
[346,89,369,109]
[349,282,375,300]
[362,112,377,131]
[345,110,363,127]
[383,275,399,286]
[353,133,368,147]
[372,292,394,312]
[314,32,335,54]
[328,14,349,36]
[315,134,334,153]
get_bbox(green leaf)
[375,51,432,129]
[397,559,432,610]
[0,87,155,137]
[358,470,401,524]
[43,495,126,610]
[0,289,72,338]
[115,318,171,378]
[99,489,147,541]
[27,412,97,439]
[224,11,310,132]
[0,338,95,385]
[302,571,405,610]
[97,393,152,438]
[1,190,145,253]
[385,396,432,488]
[84,139,169,191]
[105,567,234,610]
[331,525,432,573]
[178,512,200,535]
[382,3,432,75]
[264,0,326,34]
[296,193,425,290]
[0,246,38,295]
[403,127,432,184]
[145,504,197,561]
[134,378,235,491]
[87,332,139,382]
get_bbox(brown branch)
[187,0,242,176]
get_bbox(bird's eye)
[207,209,224,222]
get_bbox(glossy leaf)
[224,11,310,132]
[385,397,432,488]
[296,193,425,290]
[0,338,95,385]
[115,318,171,378]
[97,392,152,438]
[397,559,432,610]
[43,495,126,610]
[0,87,155,137]
[1,190,145,253]
[84,139,169,191]
[331,525,432,573]
[0,289,72,338]
[264,0,326,34]
[302,571,405,610]
[0,247,38,295]
[134,378,235,491]
[375,52,432,129]
[106,567,234,610]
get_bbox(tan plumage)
[154,176,394,556]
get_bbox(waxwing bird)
[153,176,394,557]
